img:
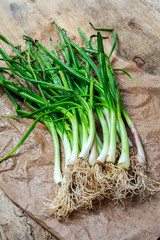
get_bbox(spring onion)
[0,23,159,220]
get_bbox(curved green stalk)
[0,110,58,162]
[105,57,130,169]
[81,120,89,150]
[67,113,79,164]
[51,113,72,167]
[96,107,109,163]
[122,104,146,165]
[96,133,103,155]
[88,138,97,165]
[79,79,96,160]
[97,32,117,163]
[113,68,136,83]
[79,108,95,159]
[89,22,117,59]
[44,119,62,184]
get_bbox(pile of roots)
[44,148,159,221]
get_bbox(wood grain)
[0,1,160,240]
[0,0,160,74]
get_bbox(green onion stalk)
[0,33,102,216]
[61,29,125,200]
[69,27,133,200]
[47,27,102,211]
[64,23,159,202]
[85,24,159,201]
[42,26,111,211]
[0,24,159,220]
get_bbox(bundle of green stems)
[0,23,158,220]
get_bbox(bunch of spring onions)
[0,23,159,220]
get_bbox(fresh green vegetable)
[0,23,159,220]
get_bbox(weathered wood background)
[1,0,160,75]
[0,1,160,240]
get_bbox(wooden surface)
[0,188,57,240]
[0,0,160,75]
[0,1,160,240]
